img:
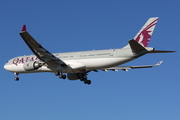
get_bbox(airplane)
[4,17,175,85]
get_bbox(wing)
[19,25,67,66]
[100,61,163,72]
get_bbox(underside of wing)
[100,61,163,72]
[19,25,67,66]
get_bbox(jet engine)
[67,73,84,80]
[23,61,41,71]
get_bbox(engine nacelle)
[23,61,41,71]
[67,73,84,80]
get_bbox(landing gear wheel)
[55,72,60,76]
[62,75,66,79]
[87,80,91,85]
[56,70,66,79]
[79,73,91,85]
[14,72,19,81]
[14,77,19,81]
[84,80,91,85]
[59,74,66,79]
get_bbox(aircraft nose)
[4,62,23,72]
[4,63,12,71]
[4,63,8,70]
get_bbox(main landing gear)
[79,73,91,85]
[14,72,19,81]
[83,80,91,85]
[55,71,66,79]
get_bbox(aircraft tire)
[55,72,59,76]
[84,80,91,85]
[14,77,19,81]
[87,80,91,85]
[62,75,66,79]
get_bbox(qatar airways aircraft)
[4,17,175,85]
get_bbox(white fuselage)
[4,47,153,73]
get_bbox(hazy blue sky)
[1,0,180,120]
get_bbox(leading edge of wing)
[101,61,163,71]
[19,25,67,66]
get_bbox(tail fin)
[134,17,158,47]
[124,17,159,48]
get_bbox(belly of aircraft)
[76,57,132,68]
[6,57,133,73]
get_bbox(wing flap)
[100,61,163,71]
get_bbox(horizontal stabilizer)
[148,50,176,53]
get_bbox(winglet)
[21,25,26,32]
[155,61,163,66]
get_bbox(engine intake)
[23,61,41,71]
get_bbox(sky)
[0,0,180,120]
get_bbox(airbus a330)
[4,17,175,85]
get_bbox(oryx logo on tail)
[134,17,158,47]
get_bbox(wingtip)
[21,25,26,32]
[156,61,163,66]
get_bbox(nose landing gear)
[14,72,19,81]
